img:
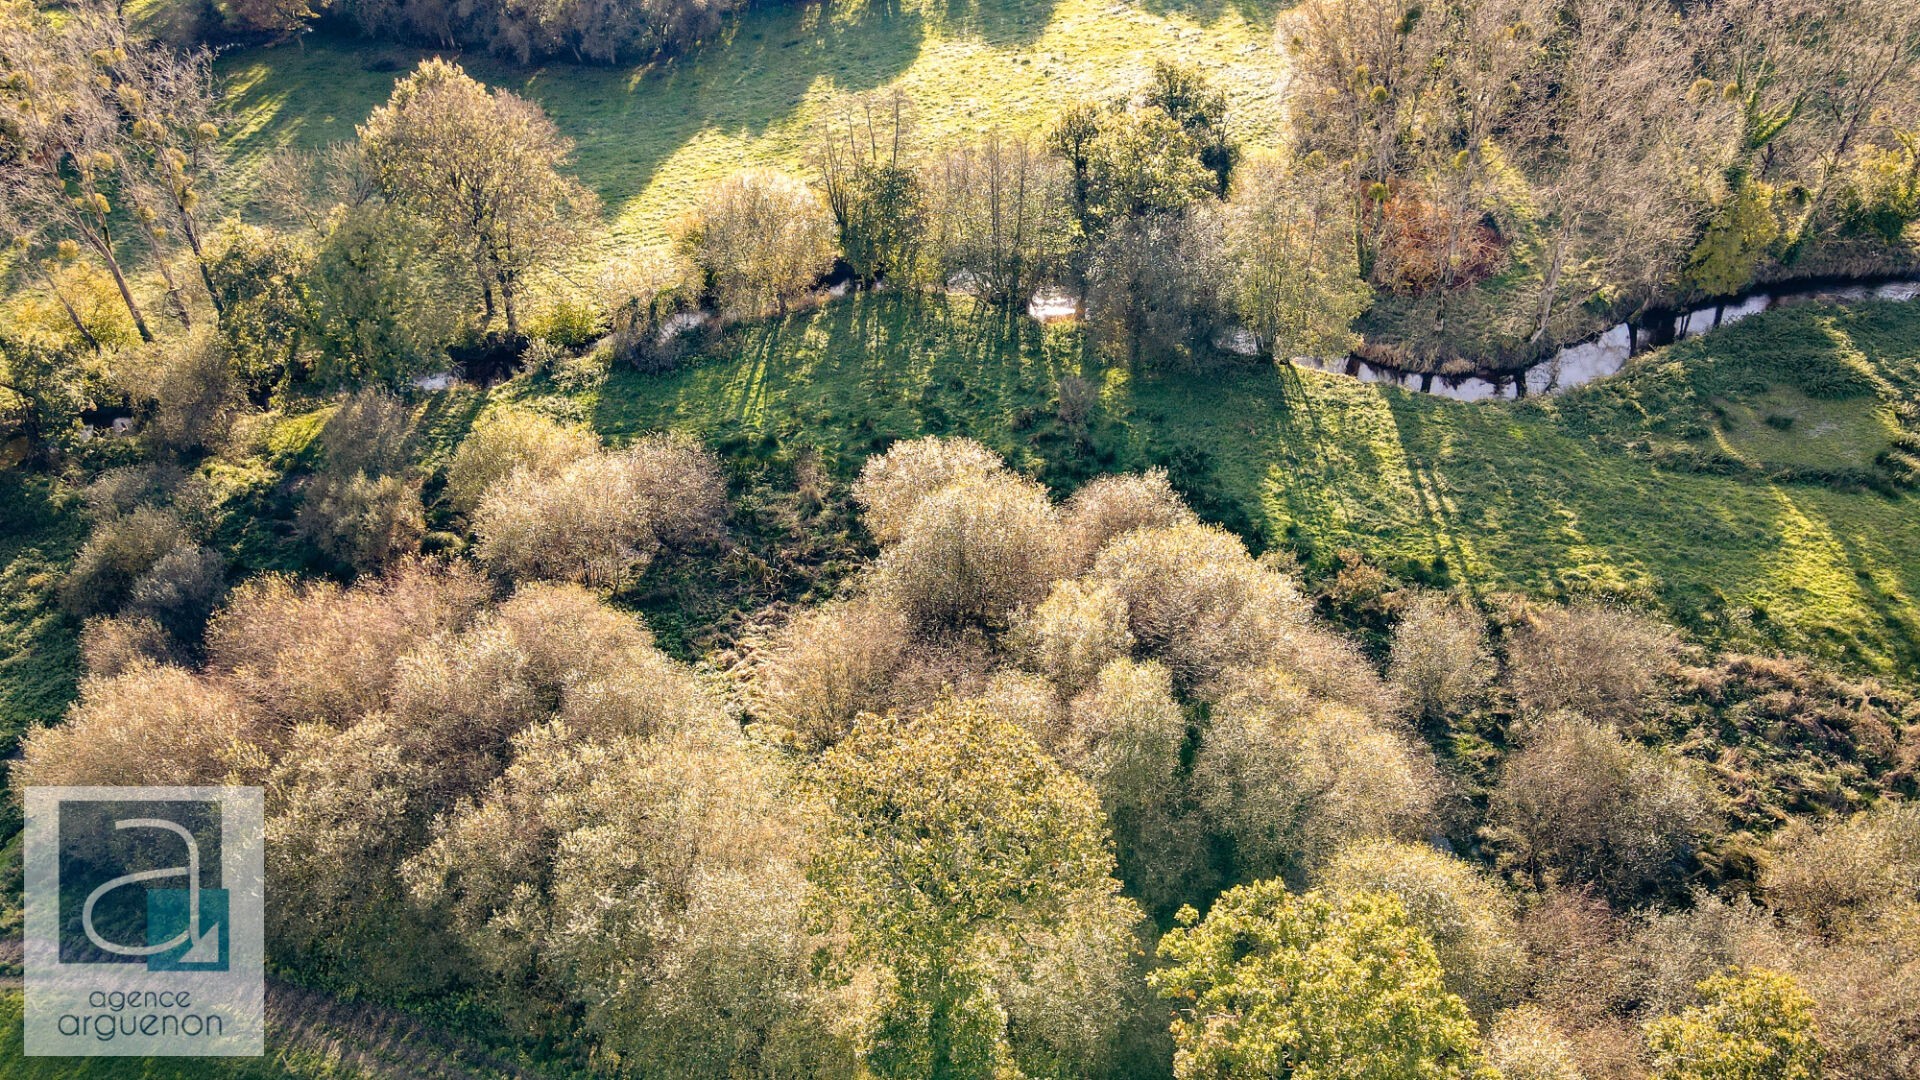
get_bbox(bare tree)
[922,133,1073,305]
[1516,0,1702,341]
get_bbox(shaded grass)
[215,0,1290,252]
[586,294,1920,675]
[0,474,84,757]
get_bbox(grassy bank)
[581,294,1920,675]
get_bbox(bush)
[852,435,1007,545]
[298,389,425,574]
[61,507,192,617]
[1486,1006,1584,1080]
[403,725,838,1075]
[1064,658,1186,819]
[1060,469,1197,570]
[870,471,1067,629]
[13,664,263,789]
[204,560,491,729]
[1086,520,1378,705]
[1645,968,1823,1080]
[472,435,727,588]
[79,613,182,677]
[1010,578,1135,697]
[1320,838,1522,1016]
[1507,603,1680,726]
[444,405,600,515]
[620,432,728,546]
[1485,717,1720,902]
[677,169,835,318]
[1390,593,1494,722]
[1195,672,1438,881]
[751,597,915,751]
[1762,803,1920,933]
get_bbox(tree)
[359,59,598,338]
[808,701,1142,1078]
[676,168,836,317]
[303,205,465,384]
[1645,968,1823,1080]
[1515,0,1701,338]
[1151,881,1497,1080]
[0,2,156,340]
[813,90,925,286]
[1144,60,1239,195]
[921,133,1073,305]
[0,332,86,454]
[1225,154,1373,363]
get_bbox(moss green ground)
[213,0,1288,253]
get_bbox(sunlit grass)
[215,0,1290,253]
[585,294,1920,674]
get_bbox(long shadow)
[218,0,929,219]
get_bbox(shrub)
[1486,717,1720,902]
[1762,802,1920,933]
[677,168,835,318]
[403,725,839,1075]
[79,613,181,678]
[1507,603,1680,726]
[1390,593,1494,722]
[1195,677,1438,881]
[1320,838,1523,1016]
[61,506,191,616]
[1064,658,1186,818]
[1010,578,1135,697]
[1085,521,1380,708]
[619,431,728,546]
[1486,1006,1584,1080]
[870,471,1067,629]
[752,597,914,750]
[852,435,1006,545]
[13,664,262,789]
[1060,469,1197,570]
[444,406,601,515]
[298,390,425,574]
[204,560,491,729]
[473,435,727,588]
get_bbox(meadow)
[214,0,1289,253]
[574,294,1920,674]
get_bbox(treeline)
[148,0,775,64]
[17,431,1920,1077]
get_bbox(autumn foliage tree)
[359,59,598,338]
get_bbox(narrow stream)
[1296,278,1920,402]
[1030,278,1920,402]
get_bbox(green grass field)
[575,294,1920,675]
[215,0,1289,252]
